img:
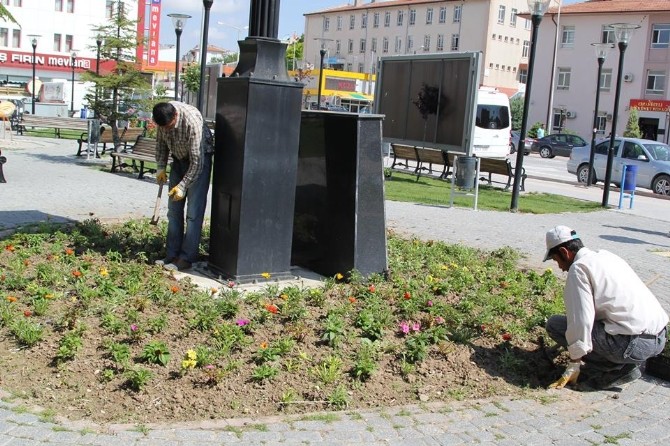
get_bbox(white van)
[472,87,511,158]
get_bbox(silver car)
[567,137,670,195]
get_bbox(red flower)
[64,248,74,256]
[23,310,32,317]
[171,285,180,293]
[5,244,15,252]
[403,292,411,300]
[6,296,17,303]
[502,333,512,341]
[71,270,82,278]
[265,304,279,314]
[368,285,376,293]
[348,296,357,304]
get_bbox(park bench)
[110,136,157,179]
[16,114,91,137]
[477,157,526,191]
[0,149,6,183]
[76,126,146,157]
[389,143,449,180]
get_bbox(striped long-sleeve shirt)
[155,101,207,191]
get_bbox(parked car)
[532,133,588,158]
[567,137,670,195]
[509,130,534,155]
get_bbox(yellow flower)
[261,272,271,279]
[260,341,268,349]
[181,359,197,370]
[99,268,109,277]
[440,264,449,270]
[280,293,288,300]
[335,273,344,280]
[186,349,197,361]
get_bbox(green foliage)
[182,64,201,93]
[624,108,642,138]
[105,341,131,366]
[322,313,346,347]
[404,332,429,364]
[10,319,43,347]
[0,4,19,26]
[312,355,343,384]
[125,367,153,391]
[55,327,85,363]
[251,364,279,381]
[528,121,544,139]
[510,96,524,131]
[140,340,171,366]
[350,340,379,381]
[328,384,349,409]
[285,35,304,71]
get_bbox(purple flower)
[412,322,421,332]
[426,300,434,307]
[236,319,250,327]
[399,321,410,334]
[130,324,138,332]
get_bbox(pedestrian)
[543,225,668,390]
[152,101,214,272]
[536,123,545,139]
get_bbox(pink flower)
[205,364,215,370]
[236,319,250,327]
[426,300,433,307]
[399,321,410,334]
[227,281,235,288]
[435,316,445,325]
[130,324,138,332]
[412,322,421,332]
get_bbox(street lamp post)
[601,23,640,207]
[510,0,551,211]
[27,34,40,115]
[168,13,191,101]
[587,43,613,186]
[314,38,332,110]
[70,50,77,116]
[197,0,214,113]
[217,22,249,64]
[94,35,102,112]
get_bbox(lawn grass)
[384,171,601,213]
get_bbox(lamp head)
[203,0,214,9]
[96,34,103,46]
[71,50,77,58]
[168,13,191,32]
[526,0,551,16]
[27,34,40,48]
[608,23,641,45]
[591,42,614,59]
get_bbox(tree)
[285,34,304,71]
[182,64,201,94]
[0,5,19,27]
[79,1,152,151]
[623,107,641,138]
[509,96,524,131]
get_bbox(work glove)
[168,185,185,201]
[156,170,168,185]
[548,361,581,389]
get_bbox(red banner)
[629,99,670,112]
[0,50,93,73]
[147,0,162,67]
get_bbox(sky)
[157,0,350,54]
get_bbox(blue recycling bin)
[623,164,637,192]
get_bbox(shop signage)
[325,77,356,92]
[629,99,670,112]
[147,0,162,67]
[0,50,91,72]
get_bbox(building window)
[492,33,496,40]
[384,11,391,27]
[13,0,22,5]
[12,29,19,47]
[519,68,528,84]
[358,62,364,73]
[552,110,565,131]
[373,12,379,28]
[561,26,575,47]
[359,38,366,53]
[336,39,341,53]
[105,0,113,19]
[557,68,571,90]
[525,18,531,30]
[426,8,433,25]
[395,36,402,53]
[439,7,446,24]
[600,69,612,91]
[65,34,73,52]
[601,25,615,44]
[335,16,342,31]
[66,0,74,13]
[54,0,63,11]
[423,35,430,52]
[349,15,355,30]
[362,13,367,29]
[451,34,459,51]
[371,37,377,52]
[453,5,461,23]
[348,39,354,54]
[652,24,670,48]
[498,35,502,41]
[498,6,505,24]
[346,62,352,72]
[382,36,389,53]
[437,34,444,51]
[511,8,517,27]
[407,35,414,52]
[0,28,7,47]
[323,17,330,31]
[409,9,416,26]
[504,36,508,43]
[646,70,666,94]
[522,40,529,57]
[596,115,607,134]
[397,10,404,26]
[53,33,61,51]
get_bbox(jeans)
[546,315,666,372]
[166,152,212,264]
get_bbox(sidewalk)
[1,135,669,445]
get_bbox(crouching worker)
[543,225,668,390]
[153,101,214,272]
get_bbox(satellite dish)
[0,101,16,119]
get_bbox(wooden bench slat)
[110,136,157,179]
[76,126,147,157]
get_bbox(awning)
[334,92,374,101]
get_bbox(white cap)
[544,225,579,261]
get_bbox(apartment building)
[529,0,670,142]
[303,0,534,95]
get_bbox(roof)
[304,0,449,16]
[548,0,670,15]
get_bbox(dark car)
[510,130,535,155]
[531,133,588,158]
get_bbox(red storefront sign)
[629,99,670,112]
[0,50,92,73]
[147,0,162,67]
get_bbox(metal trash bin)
[455,156,477,189]
[623,164,638,192]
